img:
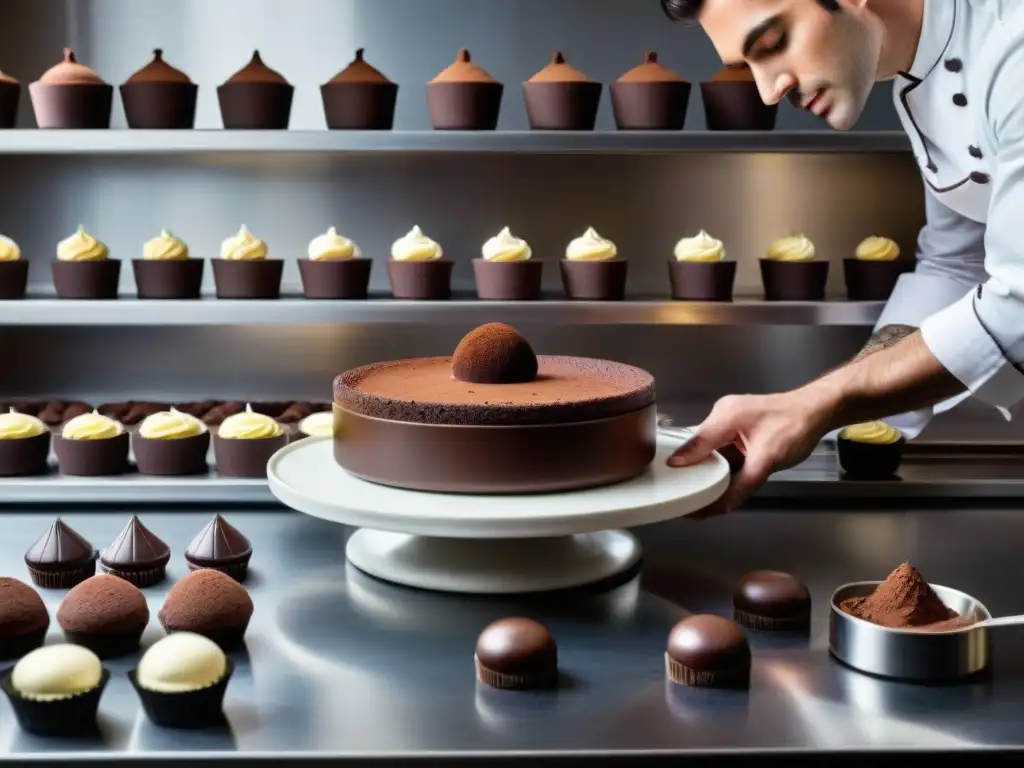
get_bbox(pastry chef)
[662,0,1024,510]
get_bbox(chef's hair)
[662,0,840,23]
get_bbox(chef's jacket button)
[926,160,938,173]
[977,285,984,300]
[945,58,963,72]
[952,93,968,107]
[970,171,990,184]
[969,145,983,159]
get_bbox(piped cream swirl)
[0,234,20,262]
[218,404,284,440]
[61,410,123,440]
[482,227,532,262]
[0,408,46,440]
[57,226,108,262]
[298,411,334,438]
[674,230,725,262]
[766,234,815,262]
[839,421,902,445]
[308,227,360,261]
[138,408,207,440]
[391,226,442,261]
[143,230,189,261]
[565,227,617,261]
[855,236,900,262]
[220,225,268,261]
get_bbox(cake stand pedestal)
[267,435,728,594]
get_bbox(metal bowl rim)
[829,580,993,635]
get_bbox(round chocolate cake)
[332,323,657,494]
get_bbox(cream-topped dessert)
[218,404,283,440]
[566,228,617,261]
[135,632,226,693]
[11,644,103,701]
[392,226,443,261]
[0,234,20,261]
[220,225,267,261]
[297,411,333,438]
[138,408,207,440]
[839,421,902,445]
[57,226,108,262]
[766,234,815,262]
[674,230,725,262]
[855,236,900,262]
[61,410,123,440]
[0,409,46,440]
[482,227,531,262]
[308,227,360,261]
[143,230,188,261]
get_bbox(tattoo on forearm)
[854,324,919,361]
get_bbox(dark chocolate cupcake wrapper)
[0,431,50,476]
[0,626,48,661]
[53,432,130,476]
[837,436,905,479]
[133,431,210,476]
[560,259,628,301]
[733,606,810,633]
[700,81,777,131]
[52,259,122,300]
[2,667,109,736]
[387,259,453,300]
[0,81,20,129]
[759,259,829,302]
[321,82,398,130]
[211,259,283,300]
[843,258,912,302]
[29,82,113,129]
[120,82,198,129]
[217,82,294,130]
[130,658,234,729]
[63,627,145,659]
[523,81,602,131]
[100,560,168,588]
[610,81,691,131]
[160,618,250,653]
[213,432,288,478]
[0,259,29,299]
[427,82,503,130]
[668,260,736,302]
[185,552,252,583]
[298,258,372,300]
[473,259,543,301]
[26,552,97,590]
[665,653,750,688]
[132,258,205,299]
[474,655,556,690]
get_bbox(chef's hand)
[668,389,833,514]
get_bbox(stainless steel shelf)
[2,296,885,326]
[0,129,912,155]
[0,471,270,504]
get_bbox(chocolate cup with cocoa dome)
[133,432,210,476]
[298,259,372,300]
[217,83,293,129]
[0,260,29,299]
[668,260,737,302]
[0,432,51,477]
[843,259,912,302]
[52,260,121,299]
[837,436,905,480]
[322,82,398,130]
[523,82,602,131]
[473,260,543,301]
[211,259,283,299]
[120,82,198,129]
[428,82,504,130]
[0,82,20,128]
[610,81,691,130]
[388,260,453,300]
[132,259,205,299]
[54,432,130,476]
[760,260,829,301]
[700,82,777,131]
[213,433,288,478]
[560,260,628,301]
[29,83,113,129]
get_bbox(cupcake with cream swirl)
[213,404,288,478]
[299,226,371,300]
[760,233,829,301]
[560,227,627,300]
[54,410,129,476]
[388,226,452,300]
[0,408,50,477]
[668,230,736,302]
[0,233,28,299]
[211,225,282,300]
[844,235,910,301]
[837,420,905,479]
[133,229,205,300]
[133,407,210,476]
[52,225,121,300]
[474,227,542,301]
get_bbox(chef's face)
[699,0,882,130]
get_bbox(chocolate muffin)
[428,48,503,130]
[700,65,777,131]
[100,516,171,587]
[299,226,371,300]
[57,574,149,658]
[24,517,97,589]
[0,233,27,299]
[52,225,121,300]
[158,569,253,651]
[0,577,49,660]
[184,514,253,583]
[29,49,113,129]
[217,50,293,130]
[0,68,20,128]
[0,407,50,476]
[844,236,911,301]
[611,51,690,130]
[132,229,205,300]
[53,410,129,476]
[388,226,452,300]
[321,48,397,130]
[524,52,602,131]
[120,49,197,129]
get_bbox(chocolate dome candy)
[733,570,811,632]
[24,517,97,589]
[120,49,197,129]
[321,48,398,130]
[184,514,253,582]
[159,569,253,651]
[29,49,113,129]
[475,618,557,689]
[0,577,49,660]
[451,323,538,385]
[57,574,149,658]
[665,615,750,688]
[100,516,170,587]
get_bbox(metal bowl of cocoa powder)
[830,562,992,681]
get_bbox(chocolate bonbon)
[475,618,558,690]
[24,518,97,589]
[100,516,171,587]
[158,569,254,652]
[57,574,149,658]
[185,514,253,582]
[733,570,811,632]
[665,614,751,688]
[0,577,49,660]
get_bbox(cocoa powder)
[841,562,958,629]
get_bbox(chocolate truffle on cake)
[665,614,751,688]
[452,323,538,384]
[760,233,828,301]
[844,236,910,301]
[837,420,905,479]
[57,574,149,658]
[0,233,27,299]
[24,517,97,589]
[120,49,197,129]
[475,618,558,690]
[668,229,735,302]
[734,570,811,632]
[29,49,113,129]
[0,68,20,128]
[185,514,253,582]
[299,226,372,300]
[159,568,254,651]
[52,225,121,300]
[321,48,398,130]
[0,577,49,660]
[211,225,283,299]
[217,50,293,129]
[388,225,452,300]
[474,227,542,300]
[524,52,602,131]
[133,229,205,299]
[100,515,171,587]
[133,407,210,476]
[213,403,288,478]
[611,51,691,130]
[53,410,129,476]
[428,48,503,130]
[561,227,627,300]
[0,407,50,476]
[700,64,777,131]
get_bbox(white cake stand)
[267,435,728,594]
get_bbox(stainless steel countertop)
[3,508,1024,763]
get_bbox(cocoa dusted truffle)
[611,51,691,130]
[100,516,170,588]
[57,574,149,658]
[24,517,97,589]
[665,614,750,688]
[0,577,49,660]
[475,617,558,690]
[451,323,538,385]
[733,570,811,632]
[159,569,253,651]
[428,48,504,130]
[29,48,114,129]
[184,514,253,582]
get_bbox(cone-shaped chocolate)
[611,51,691,130]
[217,50,293,130]
[100,516,170,587]
[427,48,504,130]
[30,49,113,129]
[24,518,97,589]
[184,514,253,582]
[120,49,197,129]
[321,48,398,130]
[523,51,602,131]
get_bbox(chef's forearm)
[854,323,919,361]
